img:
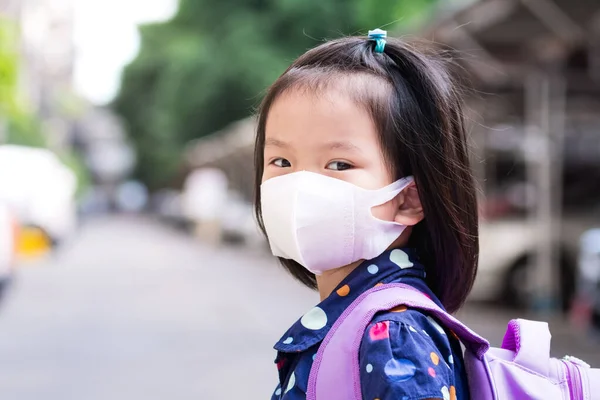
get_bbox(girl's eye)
[272,158,291,168]
[326,161,353,171]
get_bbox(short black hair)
[254,36,478,313]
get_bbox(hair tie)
[368,29,387,53]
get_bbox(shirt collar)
[274,248,426,353]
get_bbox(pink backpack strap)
[306,283,489,400]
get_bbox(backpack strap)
[306,283,489,400]
[501,319,552,376]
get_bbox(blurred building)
[185,117,256,202]
[73,107,133,184]
[424,0,600,308]
[0,0,76,149]
[72,106,135,212]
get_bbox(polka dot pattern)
[390,249,414,269]
[441,386,450,400]
[277,359,286,370]
[270,249,468,400]
[285,372,295,393]
[369,321,390,341]
[336,285,350,297]
[367,264,379,274]
[301,307,327,330]
[390,305,408,313]
[384,358,417,382]
[427,316,446,335]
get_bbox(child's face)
[262,88,400,223]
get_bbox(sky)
[73,0,177,105]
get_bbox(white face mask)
[260,171,414,275]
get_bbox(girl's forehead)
[265,88,378,145]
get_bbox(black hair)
[253,36,478,313]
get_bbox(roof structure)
[421,0,600,89]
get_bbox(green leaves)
[0,17,21,117]
[113,0,436,189]
[0,17,45,148]
[355,0,436,32]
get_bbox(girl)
[254,30,478,400]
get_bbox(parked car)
[0,145,77,249]
[152,189,189,229]
[471,214,597,311]
[569,228,600,331]
[220,191,263,246]
[0,202,17,302]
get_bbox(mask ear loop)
[359,177,415,229]
[364,176,415,207]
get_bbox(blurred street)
[0,216,314,400]
[0,216,598,400]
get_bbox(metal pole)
[524,71,554,312]
[549,71,566,306]
[525,69,566,313]
[591,21,600,82]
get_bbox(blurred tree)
[1,17,90,195]
[0,17,47,149]
[113,0,437,189]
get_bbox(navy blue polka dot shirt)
[271,248,469,400]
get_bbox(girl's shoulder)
[363,307,456,359]
[371,306,452,340]
[358,307,463,400]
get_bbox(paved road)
[0,216,598,399]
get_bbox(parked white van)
[0,145,77,248]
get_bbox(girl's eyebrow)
[265,138,289,148]
[326,141,361,153]
[265,138,361,152]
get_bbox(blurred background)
[0,0,599,398]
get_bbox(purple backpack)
[307,283,600,399]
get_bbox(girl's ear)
[394,183,424,226]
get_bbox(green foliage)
[0,17,21,118]
[5,109,47,148]
[113,0,437,189]
[0,17,47,148]
[1,17,89,195]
